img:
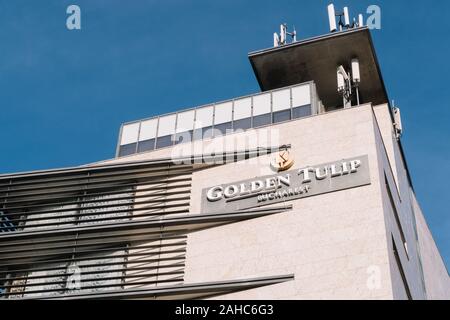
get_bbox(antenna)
[337,65,352,108]
[327,4,364,31]
[272,23,297,47]
[392,103,403,139]
[274,33,280,47]
[343,7,350,27]
[280,24,286,44]
[337,58,362,108]
[337,65,349,93]
[358,14,364,27]
[328,4,337,32]
[351,59,360,83]
[351,58,361,105]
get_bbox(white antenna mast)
[327,4,337,32]
[392,101,403,139]
[351,58,361,105]
[273,23,297,47]
[337,65,351,108]
[358,14,364,27]
[343,7,350,27]
[280,24,286,45]
[273,33,280,47]
[327,4,364,32]
[336,58,362,108]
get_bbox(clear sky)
[0,1,449,268]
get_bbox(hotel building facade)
[1,25,449,300]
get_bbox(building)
[1,15,449,300]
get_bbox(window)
[118,143,137,157]
[137,119,157,152]
[118,122,140,156]
[175,110,195,145]
[292,104,312,119]
[292,84,311,107]
[233,118,252,131]
[253,114,271,127]
[155,115,176,149]
[0,211,16,232]
[214,102,233,135]
[116,83,315,157]
[233,97,252,130]
[273,110,291,123]
[0,162,190,298]
[174,131,192,145]
[292,85,311,120]
[194,106,213,140]
[201,126,213,139]
[272,89,291,124]
[155,135,173,149]
[138,139,155,152]
[120,123,140,145]
[253,93,271,127]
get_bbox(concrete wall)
[373,104,450,300]
[412,192,450,299]
[97,103,449,299]
[373,104,426,299]
[183,104,393,299]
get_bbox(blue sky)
[0,1,449,268]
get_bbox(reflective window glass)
[120,123,140,145]
[292,84,311,107]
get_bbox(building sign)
[201,155,371,212]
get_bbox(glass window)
[175,131,193,144]
[137,139,155,152]
[118,143,137,157]
[155,135,173,149]
[214,102,232,135]
[273,110,291,123]
[195,106,213,129]
[214,102,232,125]
[0,211,16,232]
[272,88,290,112]
[120,123,140,146]
[192,129,202,141]
[253,93,271,128]
[155,115,176,149]
[233,97,252,131]
[233,98,251,120]
[175,111,195,145]
[157,114,176,137]
[202,126,213,139]
[176,110,195,133]
[214,123,233,136]
[292,84,311,107]
[139,119,157,141]
[253,93,271,116]
[292,105,312,119]
[253,114,271,127]
[233,118,252,131]
[192,126,213,140]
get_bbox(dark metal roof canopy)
[248,27,389,108]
